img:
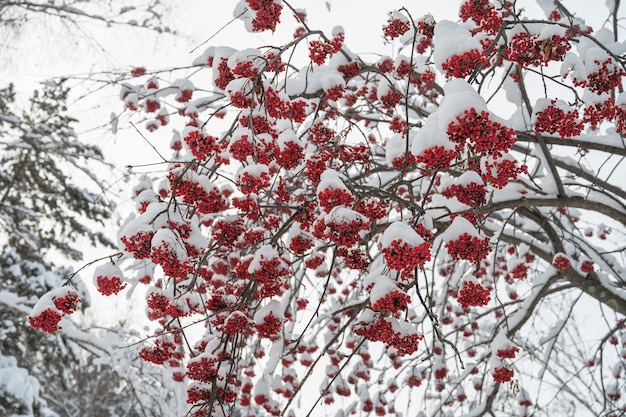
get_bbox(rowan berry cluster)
[459,0,503,35]
[586,58,625,94]
[492,366,515,383]
[382,239,432,270]
[308,33,344,65]
[28,309,63,334]
[256,311,283,338]
[442,182,486,207]
[552,254,571,270]
[29,287,83,334]
[353,314,423,355]
[371,289,411,314]
[506,32,571,67]
[497,346,520,359]
[447,108,517,158]
[457,281,491,308]
[446,233,491,264]
[245,0,282,32]
[383,17,410,41]
[96,273,126,296]
[534,100,584,138]
[441,49,487,78]
[415,146,457,171]
[318,187,355,213]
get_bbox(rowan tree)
[34,0,626,416]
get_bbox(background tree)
[0,1,184,416]
[35,0,626,416]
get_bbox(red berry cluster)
[309,33,344,65]
[580,260,595,273]
[238,170,271,195]
[171,173,228,214]
[245,0,282,32]
[380,90,403,109]
[256,311,283,338]
[28,309,63,334]
[415,146,457,171]
[441,49,487,78]
[96,274,126,296]
[457,281,491,308]
[416,16,435,53]
[28,288,81,334]
[447,108,517,158]
[353,315,423,356]
[131,66,147,77]
[506,32,571,67]
[371,289,411,314]
[534,100,583,138]
[313,206,370,248]
[318,187,355,213]
[53,291,81,314]
[586,58,625,94]
[492,366,515,383]
[552,253,571,270]
[442,182,486,207]
[496,346,519,359]
[445,233,492,264]
[383,18,410,41]
[459,0,502,35]
[121,230,154,259]
[382,239,432,270]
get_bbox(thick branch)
[484,196,626,226]
[516,132,626,157]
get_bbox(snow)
[192,45,215,66]
[538,24,567,41]
[277,128,303,150]
[452,170,483,187]
[228,47,263,69]
[440,216,480,242]
[332,25,344,36]
[319,69,347,92]
[0,354,43,415]
[410,112,456,156]
[428,193,471,219]
[381,221,425,247]
[433,20,483,71]
[384,134,409,165]
[503,73,523,106]
[317,169,348,193]
[233,1,256,33]
[225,77,253,96]
[325,206,367,224]
[369,277,402,305]
[0,291,31,315]
[151,228,188,261]
[29,286,78,317]
[437,79,488,130]
[93,262,124,282]
[535,0,557,16]
[253,299,284,324]
[237,159,269,180]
